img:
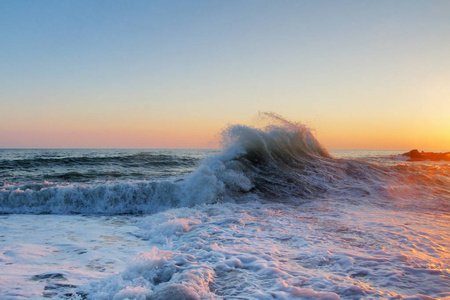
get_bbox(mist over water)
[0,115,449,299]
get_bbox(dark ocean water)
[0,148,215,183]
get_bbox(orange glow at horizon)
[313,113,450,151]
[1,113,449,150]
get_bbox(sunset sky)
[1,1,449,149]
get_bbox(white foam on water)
[70,199,448,299]
[0,215,150,299]
[1,194,448,299]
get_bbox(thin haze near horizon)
[1,1,449,150]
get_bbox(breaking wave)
[1,113,449,214]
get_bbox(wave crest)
[5,113,442,214]
[1,115,333,214]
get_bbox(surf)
[1,114,448,215]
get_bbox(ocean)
[0,121,449,299]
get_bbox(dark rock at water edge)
[402,149,450,161]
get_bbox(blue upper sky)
[1,1,449,149]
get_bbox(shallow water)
[1,198,448,299]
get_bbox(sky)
[1,0,449,149]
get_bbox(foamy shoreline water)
[1,199,448,299]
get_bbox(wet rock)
[402,149,450,161]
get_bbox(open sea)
[0,122,449,299]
